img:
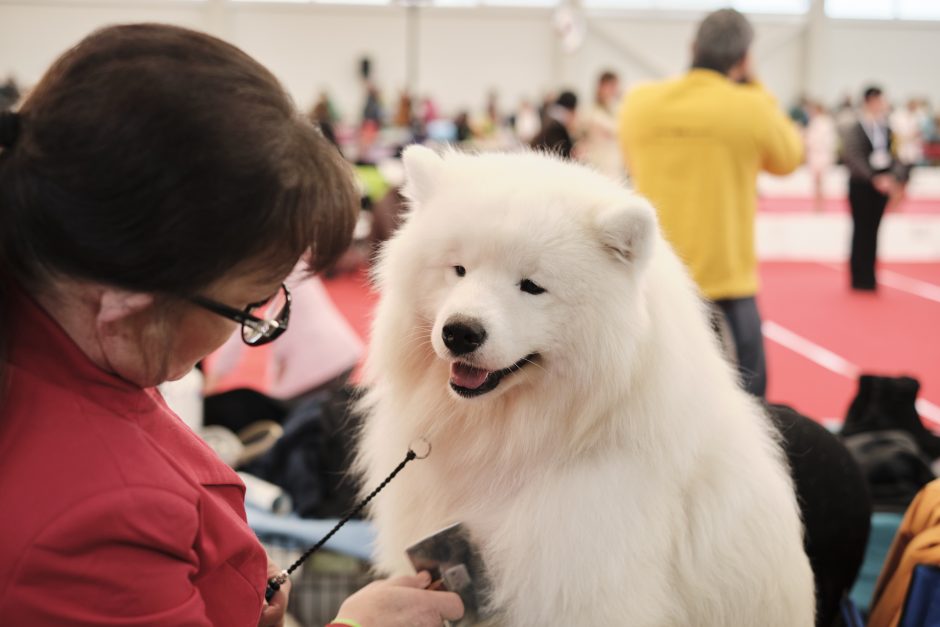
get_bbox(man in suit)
[843,86,909,291]
[531,91,578,159]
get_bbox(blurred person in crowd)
[835,94,858,140]
[843,85,909,291]
[915,98,935,142]
[891,98,925,167]
[454,110,472,143]
[356,83,384,164]
[531,90,578,159]
[0,76,19,110]
[886,97,925,212]
[922,103,939,164]
[314,90,339,123]
[805,100,838,212]
[361,82,383,127]
[579,70,624,179]
[470,90,502,139]
[0,24,463,627]
[789,94,810,127]
[419,95,438,125]
[538,91,556,124]
[514,98,541,144]
[619,8,802,398]
[310,96,339,151]
[393,90,413,129]
[485,90,500,129]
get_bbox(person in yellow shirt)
[619,8,802,398]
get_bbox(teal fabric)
[851,512,905,613]
[247,504,374,561]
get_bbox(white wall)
[416,8,556,113]
[0,3,206,87]
[230,4,411,116]
[1,1,938,120]
[569,13,806,109]
[812,19,940,105]
[230,5,558,117]
[0,2,560,117]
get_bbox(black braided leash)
[264,447,422,602]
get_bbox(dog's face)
[378,147,657,402]
[427,232,556,400]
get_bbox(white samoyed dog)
[355,146,815,626]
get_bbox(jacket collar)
[686,67,730,82]
[6,281,150,415]
[5,281,240,487]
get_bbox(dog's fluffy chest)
[386,452,687,624]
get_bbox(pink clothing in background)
[210,269,364,398]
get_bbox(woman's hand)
[258,558,292,627]
[334,572,465,627]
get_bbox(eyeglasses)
[189,283,291,346]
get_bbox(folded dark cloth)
[243,385,362,519]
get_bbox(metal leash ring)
[409,437,432,460]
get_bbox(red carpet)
[322,270,378,342]
[761,261,940,425]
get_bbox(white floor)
[757,212,940,262]
[758,164,940,200]
[757,165,940,262]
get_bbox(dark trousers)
[849,179,888,289]
[715,296,767,398]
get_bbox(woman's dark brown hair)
[0,24,358,383]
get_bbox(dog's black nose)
[442,319,487,355]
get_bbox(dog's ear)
[595,196,657,268]
[401,145,444,204]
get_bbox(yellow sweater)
[618,69,802,300]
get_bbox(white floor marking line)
[762,320,860,378]
[917,399,940,425]
[817,262,940,304]
[763,320,940,429]
[879,270,940,304]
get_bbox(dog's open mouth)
[449,354,538,398]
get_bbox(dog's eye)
[454,265,466,277]
[520,279,546,295]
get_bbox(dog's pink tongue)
[450,362,489,389]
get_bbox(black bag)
[842,430,936,512]
[842,375,940,460]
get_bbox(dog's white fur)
[356,147,815,626]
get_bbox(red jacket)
[0,287,267,625]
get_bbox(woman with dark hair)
[0,24,462,626]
